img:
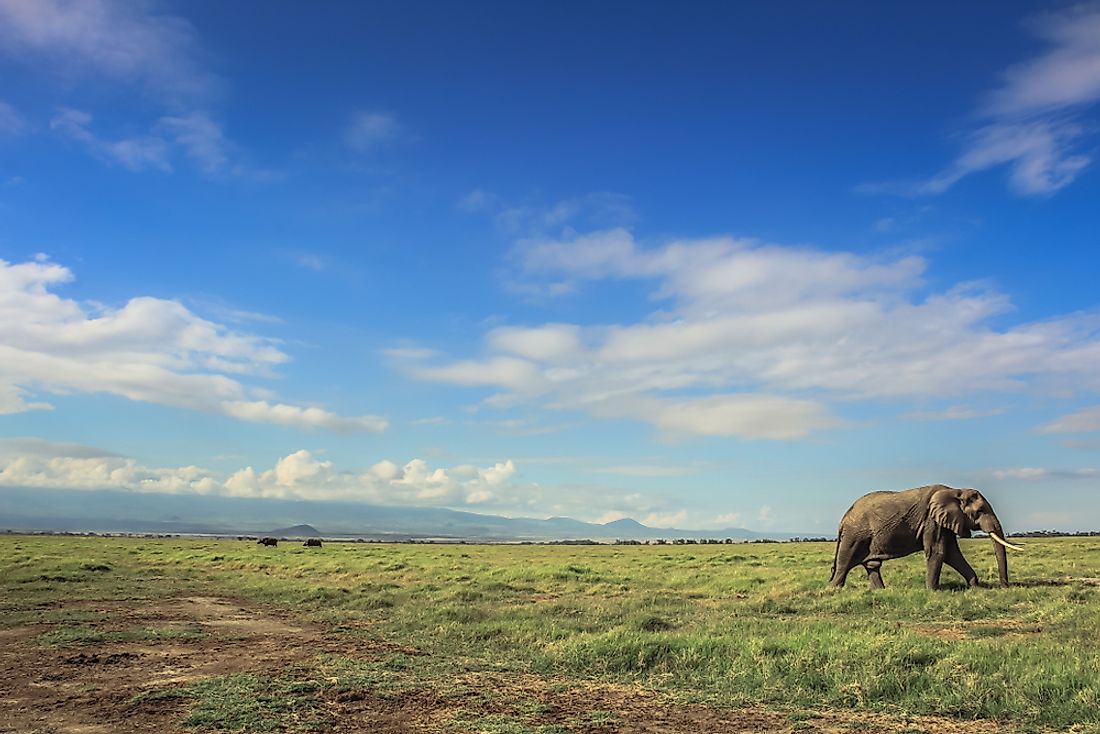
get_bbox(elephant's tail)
[830,530,841,582]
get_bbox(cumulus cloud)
[394,229,1100,440]
[0,257,386,432]
[0,442,672,521]
[714,512,743,527]
[641,509,689,528]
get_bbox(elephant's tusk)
[990,532,1025,551]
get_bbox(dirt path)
[0,595,1005,734]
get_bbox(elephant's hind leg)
[829,535,866,588]
[865,560,885,589]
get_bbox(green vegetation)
[137,674,326,733]
[2,534,1099,732]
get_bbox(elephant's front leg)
[943,536,980,588]
[925,547,945,590]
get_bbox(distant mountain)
[271,524,321,537]
[603,518,648,532]
[0,486,798,541]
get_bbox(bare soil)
[0,595,1011,734]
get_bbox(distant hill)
[0,486,798,541]
[271,524,321,537]
[603,518,649,533]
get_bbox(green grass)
[3,535,1100,732]
[136,673,327,732]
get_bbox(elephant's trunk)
[979,514,1010,587]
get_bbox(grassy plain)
[1,534,1098,733]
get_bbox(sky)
[1,0,1099,533]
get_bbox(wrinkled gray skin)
[829,485,1009,590]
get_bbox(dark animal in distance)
[830,484,1023,590]
[303,538,322,547]
[257,537,278,547]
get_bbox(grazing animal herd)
[256,536,322,547]
[253,484,1022,590]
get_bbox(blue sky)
[1,0,1099,532]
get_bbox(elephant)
[829,484,1022,590]
[303,538,322,547]
[257,537,278,547]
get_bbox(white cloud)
[0,0,213,102]
[0,100,27,134]
[714,512,743,527]
[345,111,402,152]
[993,466,1097,481]
[638,394,838,441]
[295,253,331,272]
[642,509,688,528]
[0,437,120,460]
[993,467,1048,480]
[0,384,53,414]
[1037,405,1100,434]
[158,111,230,175]
[459,189,635,239]
[51,108,171,172]
[0,257,386,433]
[866,5,1100,197]
[0,451,220,495]
[575,392,838,441]
[50,107,247,177]
[594,464,698,478]
[2,2,254,178]
[410,416,450,426]
[222,401,388,433]
[0,441,699,524]
[986,6,1100,117]
[486,324,583,363]
[397,229,1100,440]
[921,121,1089,197]
[457,188,498,212]
[412,356,547,392]
[902,405,1005,422]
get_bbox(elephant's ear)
[929,489,969,536]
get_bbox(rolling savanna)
[2,1,1100,732]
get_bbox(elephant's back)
[841,490,897,518]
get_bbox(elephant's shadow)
[932,579,972,592]
[901,578,1085,589]
[1011,577,1093,588]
